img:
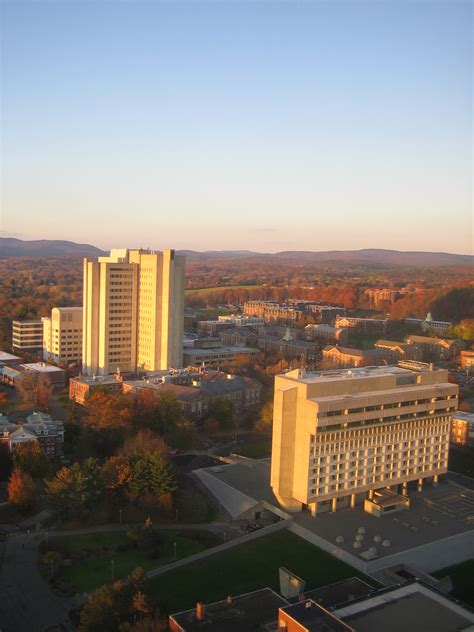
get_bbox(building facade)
[82,248,185,376]
[42,307,83,365]
[305,324,348,345]
[0,412,64,458]
[404,335,464,362]
[335,316,388,334]
[450,412,474,447]
[271,364,458,515]
[12,319,43,355]
[460,350,474,370]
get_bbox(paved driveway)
[0,533,74,632]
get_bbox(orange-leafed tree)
[8,468,36,513]
[84,389,134,430]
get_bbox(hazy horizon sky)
[1,1,472,254]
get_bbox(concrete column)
[402,482,408,496]
[433,474,439,488]
[331,497,337,512]
[417,478,423,492]
[350,494,356,509]
[368,489,374,500]
[310,503,318,517]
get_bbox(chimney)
[227,595,233,605]
[196,602,205,621]
[305,600,312,609]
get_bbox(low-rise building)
[169,581,474,632]
[405,312,453,335]
[0,411,64,458]
[322,345,384,368]
[219,327,258,347]
[0,351,22,365]
[197,320,235,336]
[450,411,474,447]
[258,335,319,362]
[460,349,474,370]
[404,335,465,362]
[12,319,43,355]
[307,304,346,324]
[365,288,402,306]
[42,306,83,366]
[305,324,348,345]
[183,346,259,368]
[123,370,262,419]
[20,362,66,384]
[335,316,388,334]
[69,373,124,405]
[374,340,423,362]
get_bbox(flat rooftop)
[195,460,474,560]
[283,364,446,385]
[0,351,22,363]
[72,374,120,385]
[183,346,259,356]
[293,481,474,559]
[336,583,474,632]
[22,363,65,373]
[169,588,288,631]
[280,600,353,632]
[290,578,375,609]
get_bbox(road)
[0,533,75,632]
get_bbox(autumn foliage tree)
[84,390,134,430]
[45,457,104,519]
[13,441,50,478]
[8,468,36,513]
[79,567,151,632]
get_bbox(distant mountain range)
[0,238,472,267]
[0,238,106,258]
[179,248,473,267]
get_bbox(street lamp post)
[173,542,177,561]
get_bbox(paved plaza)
[194,457,474,572]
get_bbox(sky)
[1,1,472,254]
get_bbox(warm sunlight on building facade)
[82,248,185,376]
[271,363,458,515]
[42,306,83,365]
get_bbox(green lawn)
[434,559,474,607]
[40,529,221,593]
[147,529,373,613]
[234,442,271,459]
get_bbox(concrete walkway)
[0,533,75,632]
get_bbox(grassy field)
[40,529,222,593]
[233,442,271,459]
[186,284,262,296]
[147,529,374,613]
[434,559,474,607]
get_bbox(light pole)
[50,559,54,579]
[173,542,177,561]
[119,508,122,526]
[111,559,114,581]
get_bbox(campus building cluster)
[69,368,262,419]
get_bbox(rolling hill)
[0,238,106,258]
[0,239,471,266]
